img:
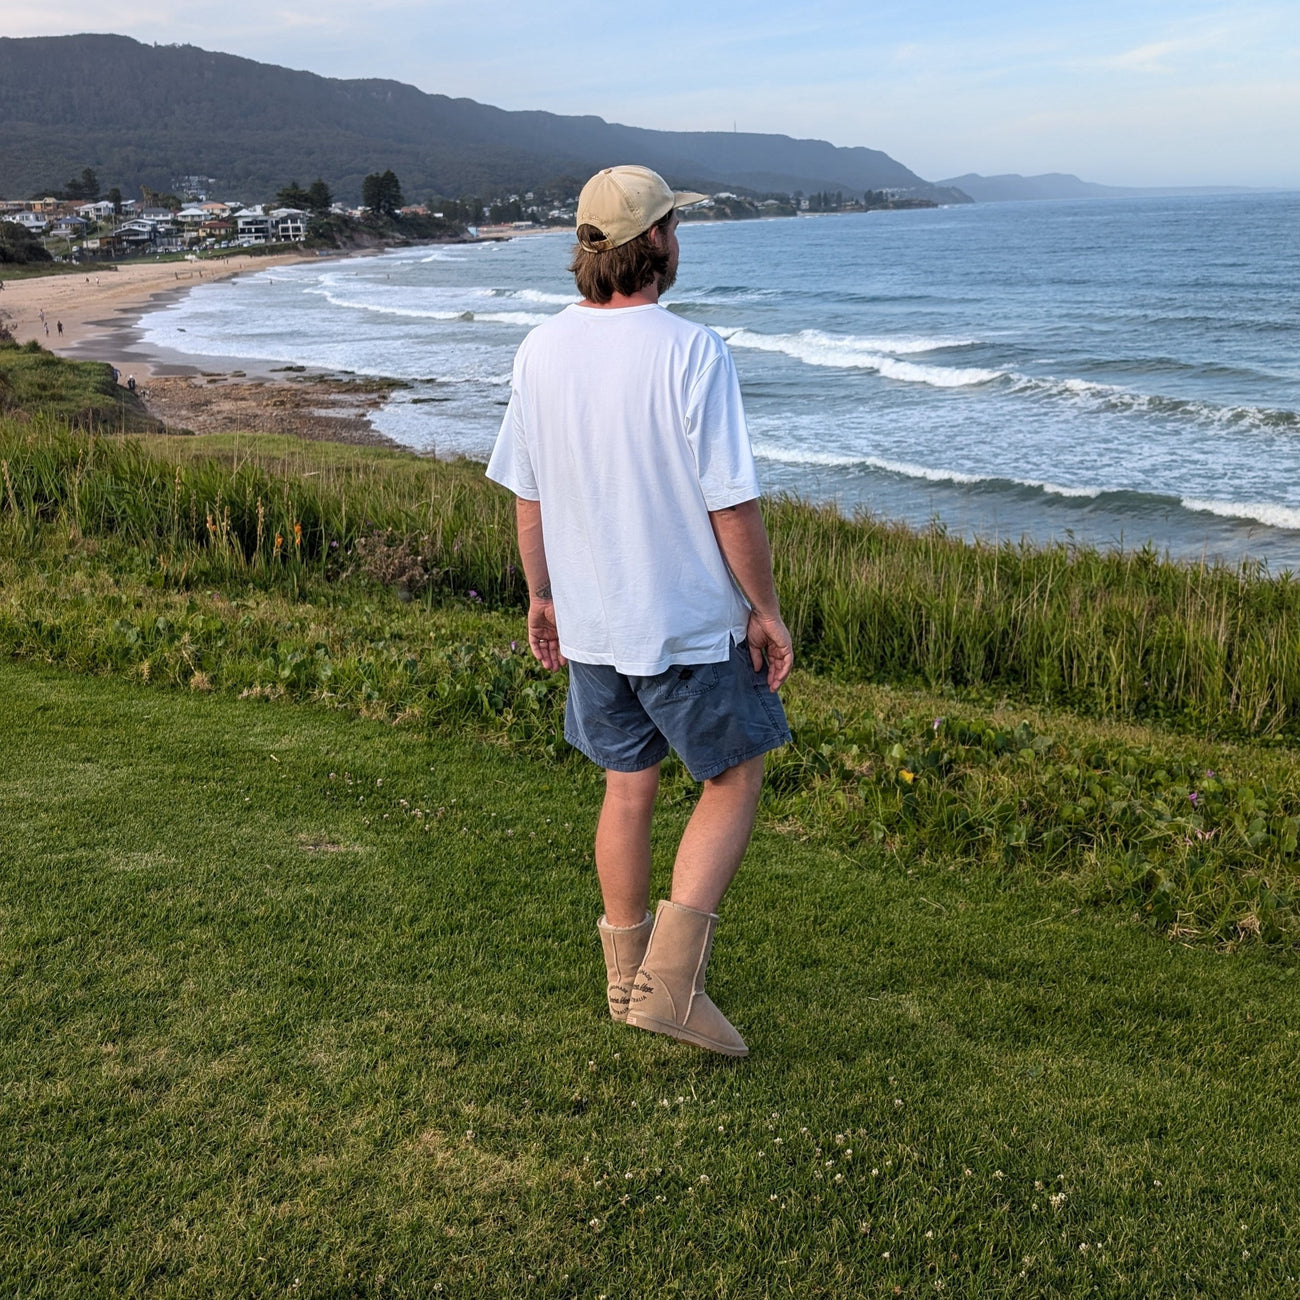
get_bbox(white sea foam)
[722,328,1001,387]
[470,310,551,327]
[753,441,1106,498]
[304,291,546,327]
[1181,498,1300,532]
[509,288,577,306]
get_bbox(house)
[51,216,88,239]
[117,219,157,242]
[76,201,117,221]
[199,219,234,239]
[2,211,49,233]
[175,207,209,227]
[234,206,271,243]
[140,207,178,225]
[268,208,307,241]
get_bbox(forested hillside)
[0,34,969,205]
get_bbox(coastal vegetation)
[4,406,1300,949]
[4,354,1300,1293]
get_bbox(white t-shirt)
[486,302,759,675]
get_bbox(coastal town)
[0,166,938,265]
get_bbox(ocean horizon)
[138,191,1300,569]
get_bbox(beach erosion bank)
[0,252,407,446]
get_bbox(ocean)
[139,191,1300,567]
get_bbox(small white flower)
[994,1170,1004,1179]
[1153,1179,1162,1187]
[589,1218,601,1230]
[624,1172,633,1180]
[769,1194,778,1201]
[871,1168,879,1176]
[926,1230,934,1239]
[698,1174,709,1184]
[834,1173,844,1183]
[894,1098,903,1108]
[963,1168,973,1177]
[882,1251,890,1259]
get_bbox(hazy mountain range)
[938,172,1262,202]
[0,34,971,205]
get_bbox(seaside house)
[3,211,50,233]
[51,215,88,239]
[200,218,234,240]
[75,200,117,221]
[268,208,307,241]
[234,206,272,244]
[176,206,209,227]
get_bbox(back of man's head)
[569,165,705,304]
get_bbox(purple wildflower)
[1189,791,1199,806]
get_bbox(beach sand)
[0,253,402,446]
[0,253,315,373]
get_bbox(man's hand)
[527,597,566,672]
[746,608,793,692]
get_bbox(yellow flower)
[899,769,915,783]
[293,521,302,548]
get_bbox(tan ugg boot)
[597,911,654,1022]
[626,900,748,1057]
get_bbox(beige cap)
[576,165,708,251]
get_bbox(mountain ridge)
[0,34,971,205]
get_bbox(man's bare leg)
[595,765,660,926]
[669,754,765,913]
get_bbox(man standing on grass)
[486,165,793,1057]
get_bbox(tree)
[108,187,123,215]
[306,178,332,213]
[275,179,312,208]
[362,170,404,218]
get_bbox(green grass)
[5,421,1300,740]
[3,657,1300,1297]
[5,424,1300,946]
[0,343,161,430]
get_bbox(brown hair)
[569,209,673,304]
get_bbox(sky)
[5,1,1299,187]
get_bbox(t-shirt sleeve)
[684,346,760,511]
[485,382,540,501]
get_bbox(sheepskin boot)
[597,911,654,1022]
[626,900,748,1057]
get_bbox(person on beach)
[486,165,793,1057]
[127,375,136,392]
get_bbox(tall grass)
[768,499,1300,736]
[4,420,1300,738]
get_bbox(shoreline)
[0,249,414,446]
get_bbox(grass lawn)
[3,657,1300,1297]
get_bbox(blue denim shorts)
[564,638,792,781]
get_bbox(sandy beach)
[0,253,407,445]
[0,253,316,376]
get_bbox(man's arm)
[516,497,566,671]
[709,498,793,691]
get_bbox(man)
[486,165,793,1057]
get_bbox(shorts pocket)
[662,661,721,701]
